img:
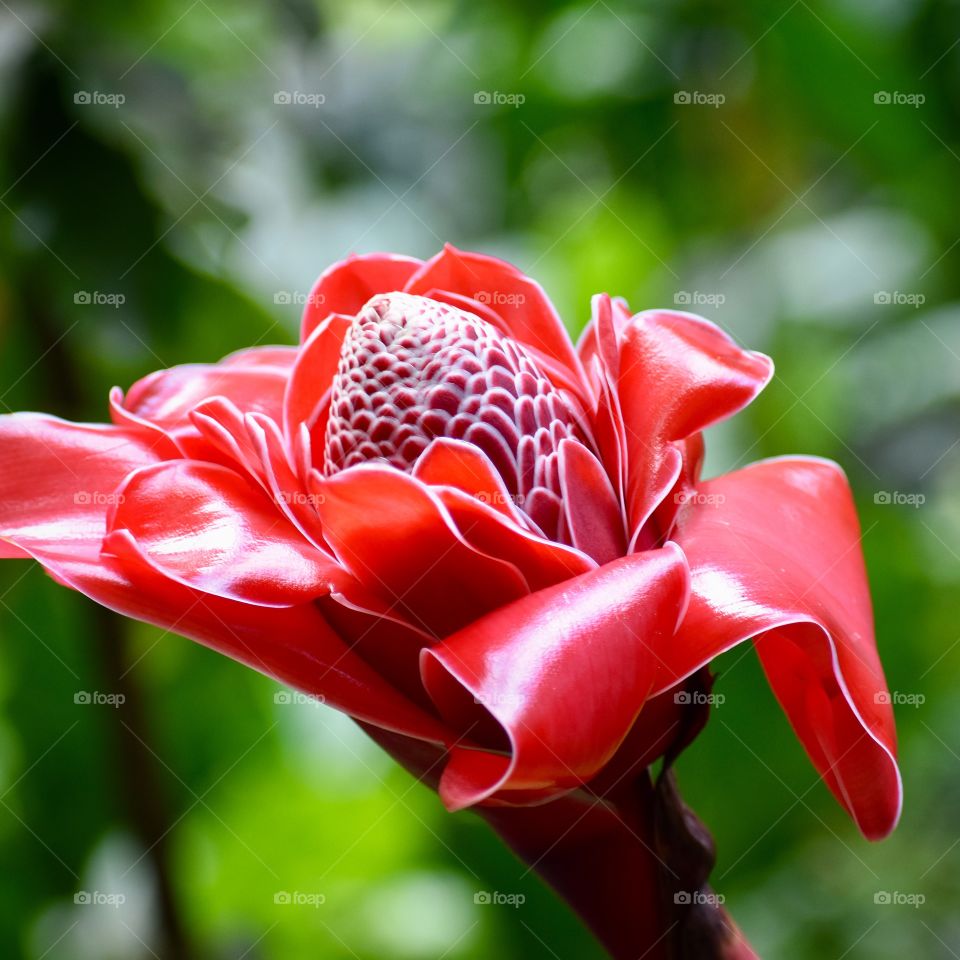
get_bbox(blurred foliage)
[0,0,958,957]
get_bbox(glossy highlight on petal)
[421,546,689,810]
[315,465,530,637]
[662,456,901,839]
[121,359,290,434]
[616,309,773,541]
[106,460,343,606]
[0,414,167,558]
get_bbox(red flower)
[0,245,900,957]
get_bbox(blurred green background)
[0,0,958,957]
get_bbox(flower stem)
[480,769,756,960]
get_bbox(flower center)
[324,293,593,538]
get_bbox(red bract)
[0,245,900,958]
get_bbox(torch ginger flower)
[0,246,900,959]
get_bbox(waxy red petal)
[0,414,166,559]
[577,293,632,398]
[616,310,773,541]
[641,432,706,552]
[189,396,273,486]
[404,244,585,385]
[106,460,343,606]
[300,253,423,341]
[577,297,631,507]
[283,312,352,457]
[220,345,298,369]
[244,413,329,550]
[315,466,530,637]
[0,412,444,741]
[434,486,595,592]
[191,399,331,553]
[117,357,290,449]
[318,595,434,711]
[413,437,537,527]
[420,546,689,810]
[558,437,626,565]
[16,535,447,743]
[108,386,183,459]
[661,457,901,839]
